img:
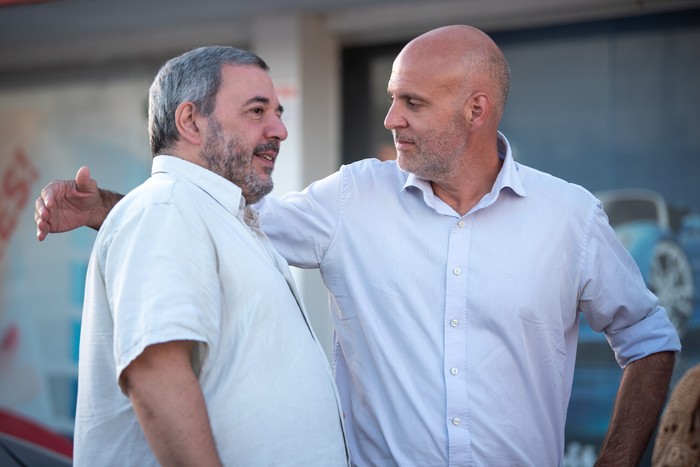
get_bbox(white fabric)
[74,155,347,467]
[257,132,681,466]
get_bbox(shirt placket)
[444,216,472,465]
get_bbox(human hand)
[34,166,100,241]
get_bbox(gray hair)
[148,46,269,156]
[461,46,511,114]
[490,50,511,113]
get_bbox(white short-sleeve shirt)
[74,156,347,466]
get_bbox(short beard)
[240,141,278,204]
[200,118,275,204]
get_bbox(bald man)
[36,26,679,466]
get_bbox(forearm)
[122,341,222,467]
[88,189,124,230]
[596,351,675,466]
[132,376,221,466]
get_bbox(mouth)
[253,140,280,167]
[253,148,278,173]
[394,138,415,151]
[393,132,414,148]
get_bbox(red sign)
[0,148,39,261]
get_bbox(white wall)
[252,15,341,358]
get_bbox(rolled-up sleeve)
[578,204,681,367]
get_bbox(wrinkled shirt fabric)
[257,132,680,466]
[75,155,348,467]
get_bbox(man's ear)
[465,92,491,129]
[175,101,204,145]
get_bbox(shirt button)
[452,417,461,426]
[450,319,459,327]
[458,220,465,228]
[453,267,461,275]
[450,368,459,375]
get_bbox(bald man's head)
[396,25,511,117]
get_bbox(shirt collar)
[152,155,248,221]
[492,131,527,198]
[402,131,527,211]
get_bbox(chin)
[397,156,419,175]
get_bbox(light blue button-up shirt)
[258,133,680,466]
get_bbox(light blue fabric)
[257,133,680,466]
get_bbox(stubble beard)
[394,112,468,184]
[395,136,463,185]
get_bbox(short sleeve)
[99,200,221,383]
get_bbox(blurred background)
[1,0,699,465]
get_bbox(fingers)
[34,167,96,241]
[35,183,55,241]
[37,224,48,241]
[75,166,94,193]
[34,195,49,241]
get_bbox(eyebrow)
[388,89,423,101]
[243,96,284,114]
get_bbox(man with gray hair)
[71,46,347,466]
[38,26,679,466]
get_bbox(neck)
[431,143,503,216]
